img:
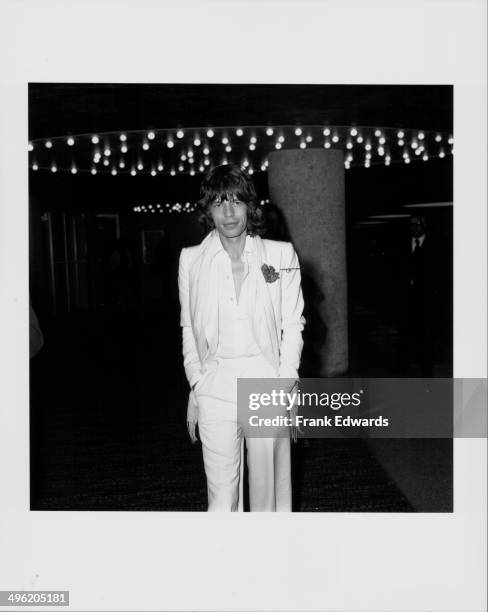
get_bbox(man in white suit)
[178,164,305,511]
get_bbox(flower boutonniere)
[261,264,280,283]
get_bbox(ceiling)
[28,84,453,222]
[29,83,453,139]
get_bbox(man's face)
[209,194,248,239]
[410,217,426,238]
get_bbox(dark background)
[29,84,453,512]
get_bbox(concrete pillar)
[267,149,347,376]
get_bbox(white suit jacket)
[178,230,305,390]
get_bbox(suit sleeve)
[278,242,305,379]
[178,249,203,389]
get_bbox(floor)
[30,299,452,512]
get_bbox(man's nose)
[222,201,234,216]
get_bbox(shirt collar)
[207,229,255,257]
[412,234,426,247]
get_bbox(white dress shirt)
[215,243,261,359]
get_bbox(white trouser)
[195,354,292,512]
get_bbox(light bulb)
[190,169,195,176]
[397,131,404,138]
[266,128,274,136]
[32,163,38,170]
[374,129,381,137]
[439,151,445,158]
[170,170,176,176]
[275,143,282,149]
[448,136,453,144]
[403,152,409,159]
[379,137,386,145]
[346,142,353,150]
[28,143,34,151]
[120,134,127,142]
[199,165,204,172]
[71,167,77,174]
[204,159,210,165]
[278,136,285,143]
[324,141,331,149]
[157,164,163,171]
[350,128,358,136]
[250,136,257,144]
[121,145,128,153]
[323,128,331,136]
[365,143,372,151]
[203,147,210,155]
[306,136,312,143]
[151,170,156,176]
[180,154,187,161]
[178,165,184,171]
[222,137,229,144]
[422,154,429,161]
[103,159,109,166]
[418,132,425,140]
[142,142,149,150]
[45,141,52,149]
[91,168,97,175]
[295,128,302,136]
[378,147,384,156]
[137,163,143,170]
[147,131,155,140]
[300,142,306,149]
[119,161,125,168]
[366,153,372,160]
[249,144,256,151]
[111,169,117,175]
[411,141,418,149]
[435,135,442,142]
[92,136,100,144]
[398,139,404,146]
[167,140,174,148]
[357,136,363,143]
[67,137,74,146]
[261,164,266,171]
[104,148,111,156]
[248,168,253,175]
[404,158,410,164]
[225,145,232,152]
[176,130,184,139]
[194,138,201,146]
[236,128,243,136]
[131,169,136,176]
[332,135,339,143]
[206,129,214,138]
[51,165,57,172]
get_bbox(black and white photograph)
[28,83,454,513]
[0,1,486,611]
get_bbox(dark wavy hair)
[197,163,266,236]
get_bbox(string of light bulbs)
[28,125,453,176]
